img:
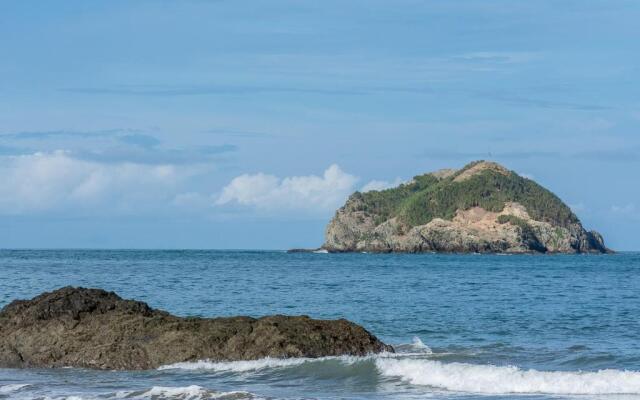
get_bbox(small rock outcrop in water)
[0,287,392,370]
[322,161,610,254]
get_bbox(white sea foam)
[138,386,208,399]
[158,353,399,372]
[159,357,315,371]
[158,354,416,372]
[159,344,640,396]
[0,384,30,394]
[376,358,640,395]
[158,344,446,372]
[117,386,255,399]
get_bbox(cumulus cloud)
[0,153,399,218]
[611,203,639,219]
[216,164,358,211]
[361,178,405,192]
[0,151,198,214]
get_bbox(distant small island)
[311,161,610,254]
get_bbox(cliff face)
[323,161,609,254]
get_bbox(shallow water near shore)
[1,250,640,399]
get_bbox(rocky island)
[0,287,392,370]
[322,161,609,254]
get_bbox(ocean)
[1,250,640,399]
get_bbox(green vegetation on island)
[351,161,578,229]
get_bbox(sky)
[0,0,639,250]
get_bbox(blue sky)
[1,0,639,249]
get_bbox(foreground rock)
[0,287,392,370]
[323,161,610,254]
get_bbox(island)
[0,287,392,370]
[320,161,609,254]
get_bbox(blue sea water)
[1,250,640,399]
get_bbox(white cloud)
[610,204,640,221]
[216,164,358,211]
[0,153,404,218]
[611,203,637,215]
[361,178,405,192]
[0,151,197,214]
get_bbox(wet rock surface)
[0,287,392,370]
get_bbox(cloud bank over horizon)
[0,147,416,219]
[0,149,373,218]
[0,151,198,215]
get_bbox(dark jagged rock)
[286,248,321,253]
[322,161,611,254]
[0,287,392,370]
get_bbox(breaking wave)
[158,354,387,372]
[119,386,256,399]
[0,385,30,394]
[159,338,435,373]
[0,384,255,400]
[159,348,640,396]
[376,358,640,395]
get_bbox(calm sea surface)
[1,250,640,399]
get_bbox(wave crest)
[158,354,399,372]
[118,386,255,399]
[0,384,31,394]
[376,358,640,395]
